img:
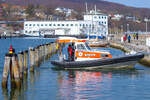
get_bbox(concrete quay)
[89,33,150,67]
[109,34,150,67]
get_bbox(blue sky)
[104,0,150,8]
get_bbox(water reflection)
[56,69,142,100]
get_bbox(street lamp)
[144,18,149,33]
[121,25,123,34]
[127,24,129,33]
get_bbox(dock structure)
[18,52,24,80]
[107,33,150,67]
[1,54,11,88]
[1,42,59,89]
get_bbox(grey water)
[0,38,150,100]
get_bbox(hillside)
[3,0,150,18]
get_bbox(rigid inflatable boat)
[51,37,144,69]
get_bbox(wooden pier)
[1,42,59,89]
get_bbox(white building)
[24,10,108,37]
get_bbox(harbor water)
[0,38,150,100]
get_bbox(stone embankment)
[89,34,150,67]
[109,34,150,67]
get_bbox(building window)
[104,22,106,24]
[25,24,28,26]
[71,24,73,26]
[62,24,64,26]
[102,16,103,19]
[80,24,82,27]
[53,24,56,26]
[41,24,43,26]
[45,24,47,26]
[58,24,60,26]
[99,16,101,19]
[94,16,97,19]
[66,24,69,26]
[75,24,78,26]
[33,24,35,26]
[105,16,106,19]
[49,24,51,26]
[25,30,27,33]
[37,24,39,26]
[29,24,32,26]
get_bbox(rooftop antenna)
[94,5,97,14]
[85,2,88,14]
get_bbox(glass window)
[25,30,27,33]
[99,16,101,19]
[80,24,82,27]
[58,24,60,26]
[85,43,91,50]
[71,24,73,26]
[77,44,86,51]
[29,24,32,26]
[101,54,109,57]
[49,24,51,26]
[41,24,43,26]
[102,16,103,19]
[62,24,64,26]
[25,24,28,26]
[66,24,69,26]
[33,24,35,26]
[37,24,39,26]
[53,24,56,26]
[75,24,78,26]
[45,24,47,26]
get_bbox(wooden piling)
[23,50,28,75]
[1,54,11,88]
[45,44,48,60]
[41,45,44,62]
[11,54,21,88]
[18,52,24,80]
[35,47,39,66]
[29,48,35,72]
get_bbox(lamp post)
[127,24,129,33]
[144,18,148,33]
[121,25,123,34]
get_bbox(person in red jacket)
[68,44,72,61]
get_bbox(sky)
[104,0,150,8]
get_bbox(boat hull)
[51,53,144,69]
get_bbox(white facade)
[24,11,108,37]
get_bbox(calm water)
[0,38,150,100]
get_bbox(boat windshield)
[85,43,91,51]
[77,44,87,51]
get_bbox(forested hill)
[3,0,150,18]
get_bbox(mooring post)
[39,45,42,61]
[12,54,21,88]
[29,47,35,72]
[23,50,28,75]
[45,44,48,60]
[18,52,24,80]
[1,54,11,88]
[47,43,51,58]
[40,45,44,62]
[35,47,39,66]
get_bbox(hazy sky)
[105,0,150,8]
